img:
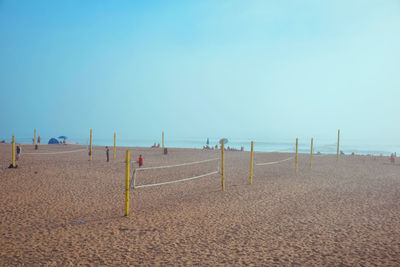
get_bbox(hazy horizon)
[1,1,399,147]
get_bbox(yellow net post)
[295,138,298,173]
[113,132,116,160]
[89,129,93,161]
[221,140,226,191]
[33,129,36,146]
[336,129,340,162]
[12,136,15,168]
[162,131,164,154]
[250,141,254,184]
[310,138,313,170]
[125,150,130,216]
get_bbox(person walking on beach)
[105,146,110,162]
[16,145,21,160]
[37,136,41,144]
[138,155,143,167]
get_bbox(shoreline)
[0,142,396,157]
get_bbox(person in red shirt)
[138,155,143,167]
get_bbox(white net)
[255,156,294,166]
[24,149,88,155]
[132,157,220,189]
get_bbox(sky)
[1,0,399,145]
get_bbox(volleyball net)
[253,147,328,167]
[24,148,87,155]
[132,157,220,189]
[252,139,331,180]
[255,156,294,166]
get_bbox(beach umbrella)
[219,138,228,144]
[58,136,68,139]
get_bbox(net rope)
[255,156,294,166]
[134,171,219,189]
[254,153,328,166]
[136,157,219,170]
[132,158,219,189]
[24,149,88,155]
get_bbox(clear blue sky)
[1,0,399,144]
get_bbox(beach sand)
[1,143,399,266]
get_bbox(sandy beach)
[0,143,399,266]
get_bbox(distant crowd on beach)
[203,144,244,152]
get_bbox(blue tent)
[48,138,59,144]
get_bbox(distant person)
[390,153,395,164]
[105,146,110,162]
[164,148,168,155]
[138,154,143,167]
[16,145,21,160]
[152,143,156,148]
[35,144,38,150]
[157,143,160,148]
[215,144,218,149]
[37,136,41,144]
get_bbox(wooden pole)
[125,150,130,216]
[12,136,15,168]
[33,129,36,146]
[250,141,254,184]
[310,138,313,169]
[336,129,340,162]
[89,129,93,161]
[221,140,226,191]
[162,131,164,153]
[113,132,116,160]
[295,138,298,173]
